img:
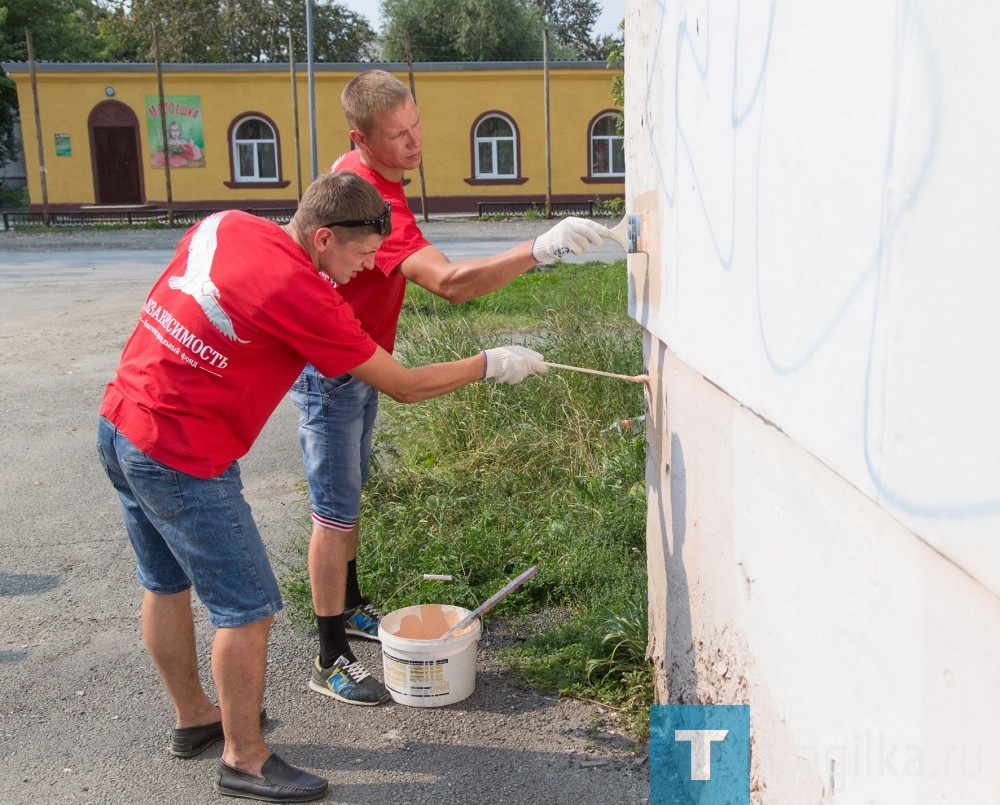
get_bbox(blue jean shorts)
[96,416,283,628]
[289,365,379,531]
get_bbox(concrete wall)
[628,1,1000,801]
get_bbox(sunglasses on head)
[322,200,392,237]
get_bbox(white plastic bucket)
[378,603,481,707]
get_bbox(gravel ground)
[0,220,647,804]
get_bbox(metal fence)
[1,208,293,231]
[2,202,612,231]
[477,200,596,217]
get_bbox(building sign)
[54,133,71,156]
[146,95,206,169]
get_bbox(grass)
[281,259,652,739]
[509,603,653,741]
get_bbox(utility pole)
[306,0,318,180]
[403,31,429,222]
[153,29,174,226]
[289,30,303,199]
[542,27,552,219]
[25,31,49,225]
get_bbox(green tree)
[607,19,623,126]
[381,0,544,61]
[454,0,545,61]
[380,0,618,62]
[100,0,219,62]
[284,1,380,63]
[97,0,376,63]
[533,0,603,58]
[0,0,113,168]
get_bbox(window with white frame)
[232,116,278,182]
[474,114,517,179]
[590,113,624,177]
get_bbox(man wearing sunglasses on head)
[290,69,608,709]
[97,171,547,803]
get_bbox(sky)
[335,1,626,41]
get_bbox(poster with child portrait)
[146,95,206,168]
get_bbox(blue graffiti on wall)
[637,0,998,519]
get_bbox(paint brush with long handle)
[441,566,538,640]
[543,361,649,384]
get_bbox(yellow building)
[2,61,623,214]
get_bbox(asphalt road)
[0,220,646,804]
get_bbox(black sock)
[345,559,364,610]
[317,614,353,668]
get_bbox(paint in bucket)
[378,603,481,707]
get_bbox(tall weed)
[282,260,650,735]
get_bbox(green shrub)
[595,197,626,218]
[0,185,29,208]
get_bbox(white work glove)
[531,217,608,263]
[482,346,549,385]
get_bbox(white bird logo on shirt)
[167,211,249,343]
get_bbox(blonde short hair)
[292,171,389,240]
[341,69,413,134]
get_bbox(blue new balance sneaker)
[309,655,389,706]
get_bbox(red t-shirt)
[99,211,377,478]
[329,150,430,353]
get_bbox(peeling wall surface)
[628,1,1000,801]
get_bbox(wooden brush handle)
[605,217,629,250]
[544,361,648,383]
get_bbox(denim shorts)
[96,416,283,628]
[289,365,379,531]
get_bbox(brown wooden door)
[89,101,144,206]
[93,126,142,204]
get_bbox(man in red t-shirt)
[97,171,547,803]
[290,69,610,706]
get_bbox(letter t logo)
[651,706,749,804]
[674,729,729,780]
